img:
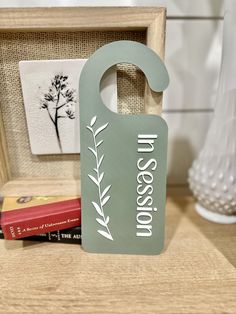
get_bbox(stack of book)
[0,196,81,244]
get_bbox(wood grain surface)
[0,7,164,32]
[0,112,10,188]
[0,197,235,314]
[0,178,81,197]
[145,8,166,116]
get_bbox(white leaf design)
[88,174,99,186]
[95,123,109,137]
[98,172,104,183]
[87,116,113,241]
[96,218,107,227]
[86,126,93,132]
[88,147,97,157]
[96,140,103,148]
[92,202,103,216]
[98,230,113,241]
[101,195,110,207]
[101,185,111,199]
[90,116,97,127]
[98,155,104,168]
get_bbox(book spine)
[2,208,81,240]
[0,227,81,244]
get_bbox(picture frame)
[0,7,166,196]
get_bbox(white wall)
[0,0,224,185]
[164,19,222,184]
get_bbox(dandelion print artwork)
[40,74,76,152]
[19,60,117,154]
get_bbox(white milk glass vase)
[188,0,236,223]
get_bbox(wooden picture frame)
[0,7,166,196]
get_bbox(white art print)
[19,59,117,154]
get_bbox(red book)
[1,196,81,240]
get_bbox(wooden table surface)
[0,197,235,314]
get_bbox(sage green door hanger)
[79,40,169,255]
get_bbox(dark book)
[0,228,4,239]
[0,226,81,244]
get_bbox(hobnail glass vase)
[188,0,236,223]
